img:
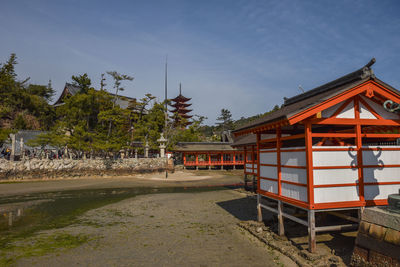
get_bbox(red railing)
[184,160,244,166]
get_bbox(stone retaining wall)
[351,207,400,267]
[0,158,168,180]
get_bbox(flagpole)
[165,55,168,179]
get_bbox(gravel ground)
[15,190,294,267]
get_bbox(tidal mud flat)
[0,186,290,267]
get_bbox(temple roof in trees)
[53,82,136,109]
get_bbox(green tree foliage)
[233,104,280,129]
[0,53,55,131]
[132,101,165,149]
[216,108,234,132]
[1,54,206,154]
[167,115,205,148]
[71,73,91,94]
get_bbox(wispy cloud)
[1,0,400,124]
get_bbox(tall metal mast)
[164,55,168,179]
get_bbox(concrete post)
[10,134,16,161]
[145,141,149,158]
[20,137,24,160]
[134,149,138,159]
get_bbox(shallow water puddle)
[0,186,231,249]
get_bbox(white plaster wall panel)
[361,96,400,120]
[362,149,400,166]
[260,166,277,179]
[260,152,277,165]
[314,186,359,203]
[313,168,358,185]
[365,184,400,200]
[363,167,400,183]
[246,164,253,169]
[281,151,306,166]
[260,179,278,194]
[336,101,355,119]
[281,167,307,184]
[313,150,357,167]
[281,183,308,202]
[359,102,377,119]
[321,102,341,118]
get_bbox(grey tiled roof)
[54,83,136,109]
[173,142,237,152]
[233,58,400,133]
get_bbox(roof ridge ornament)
[361,58,376,79]
[364,57,376,69]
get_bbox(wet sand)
[14,190,291,267]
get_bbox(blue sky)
[1,0,400,124]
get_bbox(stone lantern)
[157,133,167,158]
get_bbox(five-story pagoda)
[169,83,192,126]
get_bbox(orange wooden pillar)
[233,151,236,169]
[354,96,365,203]
[220,152,224,170]
[256,133,262,221]
[276,126,284,236]
[195,153,199,170]
[244,147,248,188]
[305,122,316,253]
[183,152,186,169]
[244,147,247,168]
[208,152,211,170]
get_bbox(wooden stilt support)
[257,194,263,222]
[252,175,256,193]
[308,210,316,253]
[244,174,248,190]
[278,200,285,236]
[358,206,364,221]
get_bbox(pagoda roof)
[169,102,192,108]
[171,94,191,102]
[180,114,193,119]
[169,108,193,114]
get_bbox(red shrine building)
[169,84,193,126]
[233,59,400,252]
